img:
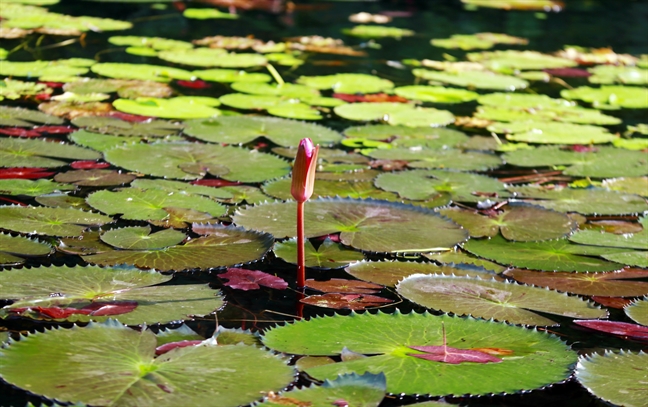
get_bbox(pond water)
[0,0,647,406]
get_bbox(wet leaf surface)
[219,267,288,290]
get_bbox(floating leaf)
[344,124,469,148]
[193,68,271,83]
[219,267,288,290]
[423,250,507,273]
[413,69,528,91]
[301,293,392,310]
[233,198,468,253]
[108,35,193,50]
[64,78,174,99]
[0,233,52,266]
[91,62,194,82]
[72,116,182,137]
[86,188,226,221]
[489,121,616,144]
[439,204,575,241]
[0,321,293,406]
[573,320,648,341]
[397,274,607,326]
[467,50,575,71]
[183,8,238,19]
[113,97,221,119]
[625,298,648,326]
[0,138,100,168]
[334,103,455,127]
[100,226,186,250]
[0,105,64,127]
[569,217,648,250]
[83,225,273,271]
[368,148,501,171]
[274,238,365,269]
[504,269,648,297]
[0,206,112,237]
[131,179,233,200]
[262,312,577,396]
[160,50,266,68]
[305,278,383,294]
[343,25,414,38]
[54,169,136,187]
[263,178,401,202]
[464,235,623,272]
[576,350,648,407]
[393,86,478,104]
[297,73,394,94]
[588,65,648,85]
[0,178,74,196]
[561,85,648,109]
[603,177,648,197]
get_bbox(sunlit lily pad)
[625,298,648,326]
[100,226,186,250]
[0,78,51,100]
[0,321,293,406]
[344,125,469,148]
[588,65,648,85]
[504,268,648,297]
[160,48,266,68]
[0,105,64,127]
[475,105,621,126]
[343,25,413,38]
[431,33,527,50]
[397,274,607,326]
[0,60,90,79]
[467,50,576,71]
[131,179,233,200]
[104,142,291,182]
[413,69,528,91]
[233,198,468,253]
[488,121,616,144]
[0,233,52,266]
[297,73,394,94]
[183,8,239,19]
[463,235,623,272]
[393,86,478,104]
[64,78,174,99]
[0,205,113,237]
[113,97,221,119]
[367,148,501,171]
[183,115,342,146]
[422,250,507,273]
[570,217,647,250]
[38,101,113,120]
[231,82,319,98]
[440,204,575,241]
[91,62,194,82]
[72,116,182,137]
[84,225,273,271]
[108,35,193,50]
[274,238,364,269]
[262,311,577,396]
[334,103,455,127]
[193,68,271,83]
[603,177,648,197]
[0,179,74,196]
[262,178,401,202]
[561,85,648,109]
[86,187,226,221]
[576,351,648,407]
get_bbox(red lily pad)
[0,167,56,179]
[191,179,242,187]
[33,126,74,135]
[70,161,111,169]
[176,79,211,89]
[102,111,154,122]
[573,320,648,341]
[543,68,592,77]
[0,128,41,137]
[333,93,409,103]
[300,293,392,310]
[155,340,204,356]
[305,278,383,294]
[10,300,138,319]
[591,296,634,309]
[408,345,502,364]
[219,268,288,291]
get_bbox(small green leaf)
[274,238,365,269]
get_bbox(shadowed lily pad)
[625,298,648,326]
[100,226,186,249]
[0,179,75,196]
[367,148,501,171]
[131,179,233,200]
[0,106,64,127]
[344,125,469,148]
[0,233,52,266]
[262,178,401,202]
[274,238,365,269]
[0,206,113,237]
[54,169,136,187]
[301,293,392,310]
[71,116,182,137]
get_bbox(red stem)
[296,201,306,289]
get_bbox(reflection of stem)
[296,201,305,289]
[266,63,285,86]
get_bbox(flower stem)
[296,201,305,289]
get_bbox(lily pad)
[475,105,621,126]
[54,169,136,187]
[86,187,226,221]
[413,69,528,91]
[71,116,182,137]
[108,35,193,50]
[160,50,266,68]
[183,115,342,146]
[300,293,392,310]
[64,78,174,99]
[91,62,194,82]
[100,226,186,250]
[367,148,501,171]
[262,178,401,202]
[0,60,90,79]
[274,238,365,269]
[0,233,52,266]
[463,235,623,272]
[561,85,648,109]
[576,351,648,407]
[297,73,394,94]
[431,33,527,50]
[588,65,648,85]
[0,321,293,406]
[397,274,606,326]
[233,198,468,253]
[0,138,101,168]
[104,142,291,182]
[439,204,575,241]
[113,97,221,119]
[262,311,577,396]
[0,105,64,127]
[343,25,414,38]
[131,179,233,200]
[193,68,271,83]
[393,86,479,104]
[0,178,75,196]
[334,103,455,127]
[488,121,617,144]
[569,217,648,250]
[467,50,576,71]
[0,78,51,100]
[0,265,223,325]
[344,125,469,148]
[423,250,507,273]
[0,205,113,237]
[625,298,648,326]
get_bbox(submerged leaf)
[219,268,288,290]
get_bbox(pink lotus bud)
[291,138,319,203]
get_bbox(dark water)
[1,0,647,406]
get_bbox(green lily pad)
[0,179,75,196]
[64,78,174,99]
[36,193,91,210]
[113,97,221,119]
[423,250,507,273]
[130,179,233,200]
[83,225,273,271]
[0,138,100,168]
[262,178,401,202]
[0,233,52,266]
[0,321,293,406]
[463,235,623,272]
[0,265,223,325]
[273,238,364,269]
[397,274,607,326]
[561,85,648,109]
[69,131,149,151]
[375,169,508,202]
[91,62,194,82]
[569,217,648,250]
[0,60,90,79]
[0,105,64,127]
[588,65,648,85]
[508,185,648,215]
[467,50,576,71]
[393,86,478,104]
[0,78,51,100]
[625,298,648,326]
[343,25,414,38]
[160,48,266,68]
[488,121,617,144]
[602,177,648,197]
[267,102,323,120]
[100,226,186,250]
[345,260,500,287]
[108,35,193,50]
[576,351,648,407]
[475,105,621,126]
[231,82,319,98]
[334,103,455,127]
[183,8,239,19]
[104,142,290,182]
[600,251,648,268]
[193,68,271,83]
[54,169,136,187]
[262,312,577,396]
[72,116,182,137]
[344,125,469,148]
[367,148,501,171]
[0,205,113,237]
[233,198,468,253]
[440,204,575,241]
[504,269,648,297]
[297,73,394,94]
[183,115,341,146]
[86,187,226,221]
[413,69,528,91]
[431,33,527,50]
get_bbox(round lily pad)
[334,103,455,127]
[233,198,468,253]
[91,62,194,82]
[113,97,221,119]
[273,238,364,269]
[397,274,607,326]
[0,321,293,406]
[297,73,394,94]
[412,69,528,91]
[343,25,414,38]
[130,179,233,200]
[488,121,617,144]
[108,35,193,50]
[393,86,478,104]
[569,217,647,250]
[262,311,577,396]
[100,226,186,250]
[193,68,271,83]
[0,178,75,196]
[160,50,267,68]
[560,85,648,109]
[104,142,291,182]
[0,233,52,266]
[0,138,100,168]
[54,169,136,187]
[344,125,469,148]
[0,206,113,237]
[72,116,182,137]
[183,115,342,146]
[467,50,576,71]
[603,177,648,197]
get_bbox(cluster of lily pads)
[0,0,647,406]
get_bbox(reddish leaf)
[300,293,392,310]
[305,278,383,294]
[38,81,64,88]
[34,93,51,101]
[573,320,648,341]
[220,268,288,290]
[370,159,409,171]
[470,347,515,356]
[176,79,211,89]
[312,233,341,243]
[544,68,592,77]
[333,93,409,103]
[591,296,634,309]
[408,345,502,364]
[34,125,74,135]
[191,179,242,187]
[568,145,598,153]
[333,400,349,407]
[83,300,138,316]
[70,160,111,169]
[101,111,153,122]
[0,128,42,137]
[155,340,204,356]
[0,167,56,179]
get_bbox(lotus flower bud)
[291,138,319,203]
